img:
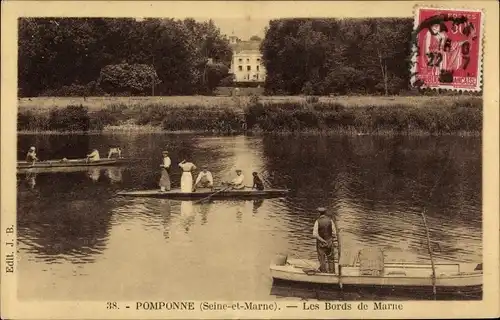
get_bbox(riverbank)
[17,96,482,136]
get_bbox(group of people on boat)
[159,150,265,193]
[24,146,122,165]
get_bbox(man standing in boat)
[159,150,171,192]
[312,207,338,273]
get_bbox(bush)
[48,105,90,131]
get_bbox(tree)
[97,63,161,95]
[250,35,262,41]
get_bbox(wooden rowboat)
[270,253,482,292]
[117,187,289,200]
[17,158,128,170]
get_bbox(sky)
[196,18,270,40]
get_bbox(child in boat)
[252,172,265,190]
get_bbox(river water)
[16,133,482,301]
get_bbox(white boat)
[270,249,482,292]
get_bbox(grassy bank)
[17,96,482,136]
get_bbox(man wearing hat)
[224,169,245,190]
[312,207,338,273]
[193,166,214,191]
[26,146,39,164]
[159,150,171,192]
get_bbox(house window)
[256,74,259,80]
[256,65,260,71]
[247,66,251,71]
[238,66,243,71]
[246,58,250,63]
[238,58,242,63]
[257,58,261,63]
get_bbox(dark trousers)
[317,241,335,273]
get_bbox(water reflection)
[105,167,123,183]
[253,199,264,214]
[16,133,482,301]
[87,168,101,182]
[180,201,196,233]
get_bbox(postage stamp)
[411,7,484,91]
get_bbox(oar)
[417,142,456,300]
[331,212,343,289]
[194,185,232,204]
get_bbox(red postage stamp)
[411,7,484,91]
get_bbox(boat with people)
[17,158,129,170]
[269,249,483,293]
[116,187,289,200]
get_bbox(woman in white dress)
[178,159,197,192]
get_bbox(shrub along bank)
[17,97,482,135]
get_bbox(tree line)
[260,18,415,95]
[18,18,233,97]
[20,17,462,97]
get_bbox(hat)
[29,146,35,151]
[202,165,208,169]
[162,150,169,154]
[235,169,242,173]
[317,207,327,213]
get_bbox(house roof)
[231,40,261,53]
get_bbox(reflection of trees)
[261,135,481,262]
[17,181,115,263]
[18,134,90,160]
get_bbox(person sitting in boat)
[107,146,122,159]
[312,207,338,274]
[193,166,214,191]
[26,146,39,164]
[252,172,264,190]
[86,149,100,162]
[223,169,245,190]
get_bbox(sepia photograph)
[1,1,499,319]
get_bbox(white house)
[229,36,266,83]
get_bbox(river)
[16,133,482,301]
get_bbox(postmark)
[410,7,484,91]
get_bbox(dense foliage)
[260,18,414,95]
[18,18,232,97]
[18,97,482,135]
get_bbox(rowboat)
[17,158,128,170]
[117,187,289,200]
[269,251,482,292]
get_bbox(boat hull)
[270,258,482,290]
[117,187,289,199]
[17,158,128,171]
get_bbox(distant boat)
[117,187,289,200]
[269,252,482,293]
[17,158,128,171]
